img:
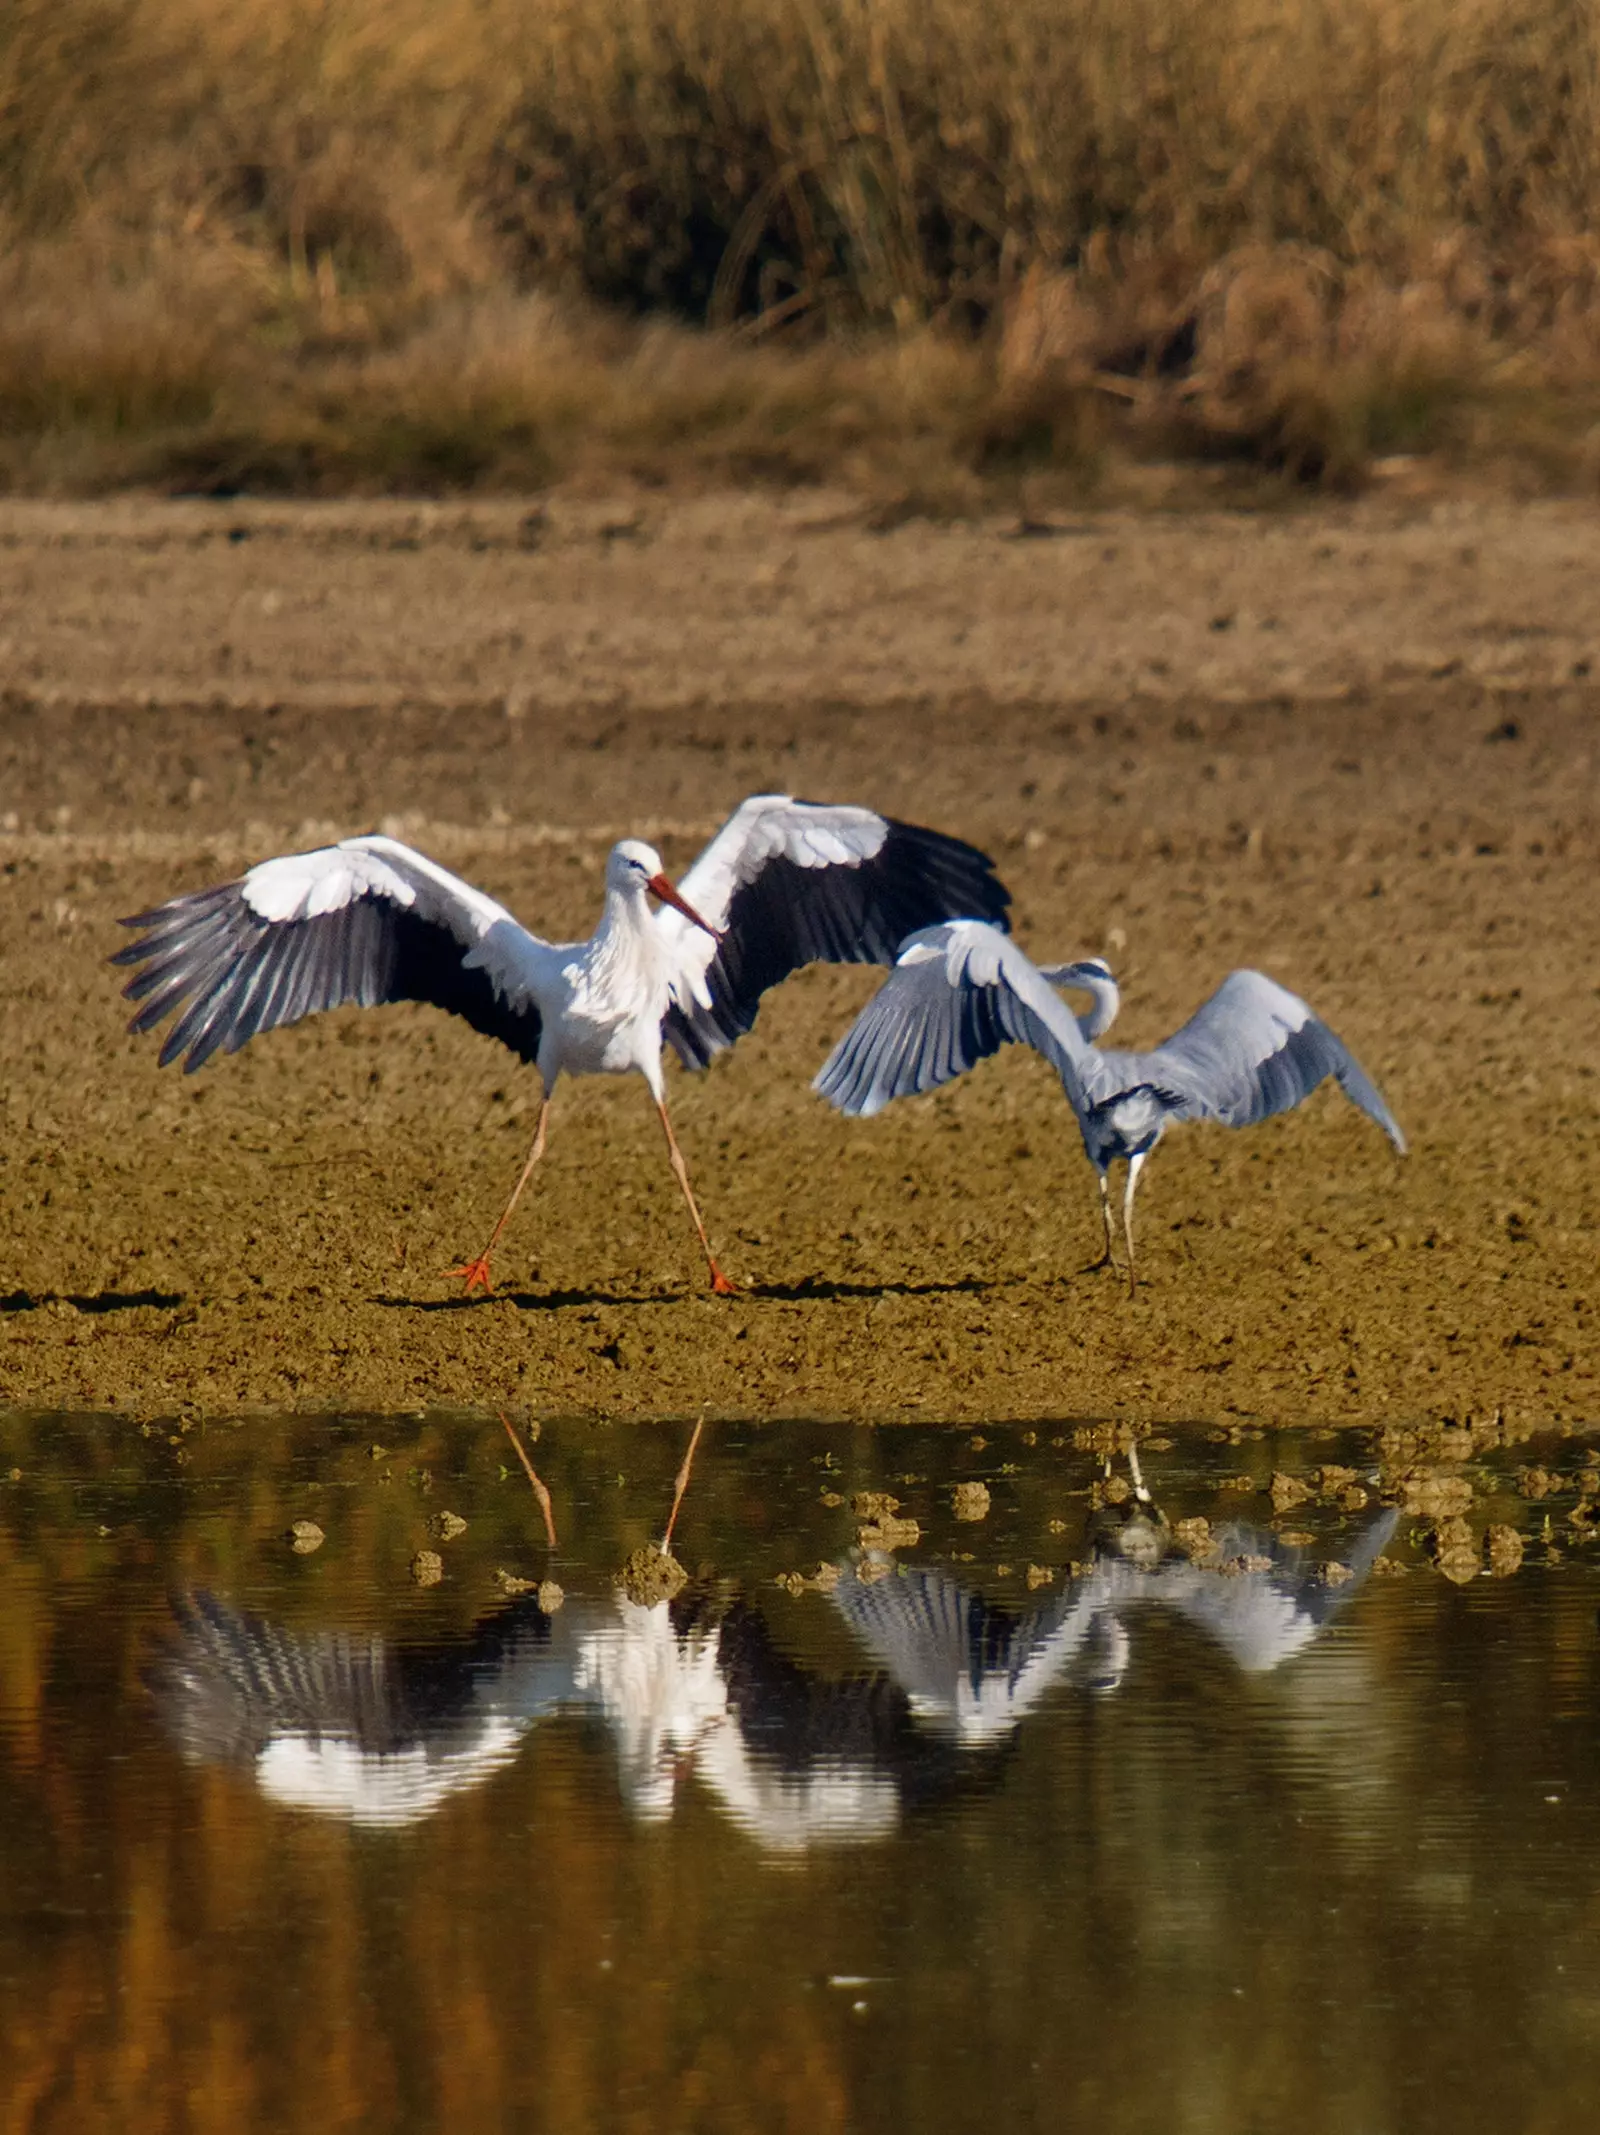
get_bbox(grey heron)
[114,797,1010,1295]
[813,921,1405,1290]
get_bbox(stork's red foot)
[709,1264,738,1297]
[448,1254,496,1295]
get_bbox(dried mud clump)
[857,1515,922,1553]
[1402,1471,1475,1521]
[410,1549,444,1587]
[1484,1525,1524,1578]
[286,1519,325,1555]
[1172,1516,1221,1566]
[952,1482,991,1524]
[1427,1519,1480,1585]
[618,1545,686,1608]
[429,1510,468,1542]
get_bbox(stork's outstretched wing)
[1103,970,1406,1148]
[114,835,550,1071]
[812,920,1087,1117]
[658,797,1011,1067]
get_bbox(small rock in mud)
[537,1579,564,1614]
[1427,1517,1479,1584]
[857,1514,921,1553]
[1403,1470,1474,1520]
[429,1510,468,1542]
[776,1562,843,1597]
[1099,1474,1133,1506]
[1517,1466,1558,1499]
[1371,1555,1409,1576]
[496,1569,535,1594]
[286,1519,325,1554]
[852,1491,900,1520]
[1319,1561,1355,1587]
[1219,1552,1274,1576]
[1172,1516,1220,1565]
[410,1549,444,1587]
[618,1544,686,1607]
[1317,1465,1360,1494]
[952,1481,991,1523]
[1338,1483,1370,1512]
[1276,1528,1315,1548]
[1025,1564,1054,1589]
[820,1490,844,1509]
[856,1555,893,1585]
[1270,1473,1312,1513]
[1485,1524,1524,1577]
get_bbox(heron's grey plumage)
[815,921,1404,1280]
[812,923,1088,1118]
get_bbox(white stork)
[114,796,1010,1294]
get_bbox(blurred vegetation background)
[7,0,1600,494]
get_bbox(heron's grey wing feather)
[813,921,1090,1116]
[658,797,1011,1067]
[1131,970,1405,1149]
[114,835,548,1072]
[830,1560,1102,1733]
[1156,1507,1401,1670]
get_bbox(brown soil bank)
[0,493,1594,1425]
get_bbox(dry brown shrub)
[9,0,1600,491]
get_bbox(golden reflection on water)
[2,1412,1600,2135]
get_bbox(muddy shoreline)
[1,493,1594,1424]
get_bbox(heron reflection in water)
[148,1479,1398,1853]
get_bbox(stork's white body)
[117,798,1011,1291]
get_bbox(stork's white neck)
[585,873,670,1003]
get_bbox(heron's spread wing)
[812,920,1089,1117]
[830,1558,1102,1738]
[657,795,1011,1067]
[1155,1507,1401,1671]
[114,835,548,1071]
[1120,970,1406,1149]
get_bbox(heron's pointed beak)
[646,873,721,941]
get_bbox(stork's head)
[607,840,720,937]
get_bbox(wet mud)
[0,492,1594,1424]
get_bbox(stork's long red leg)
[662,1416,705,1555]
[654,1096,737,1296]
[449,1097,550,1294]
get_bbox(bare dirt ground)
[0,490,1594,1425]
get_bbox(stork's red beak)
[647,873,720,940]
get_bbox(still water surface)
[1,1409,1598,2134]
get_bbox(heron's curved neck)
[1074,971,1120,1042]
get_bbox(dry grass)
[7,0,1600,496]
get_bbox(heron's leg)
[1080,1169,1119,1263]
[1122,1151,1148,1297]
[449,1096,550,1294]
[1126,1440,1152,1504]
[654,1096,737,1296]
